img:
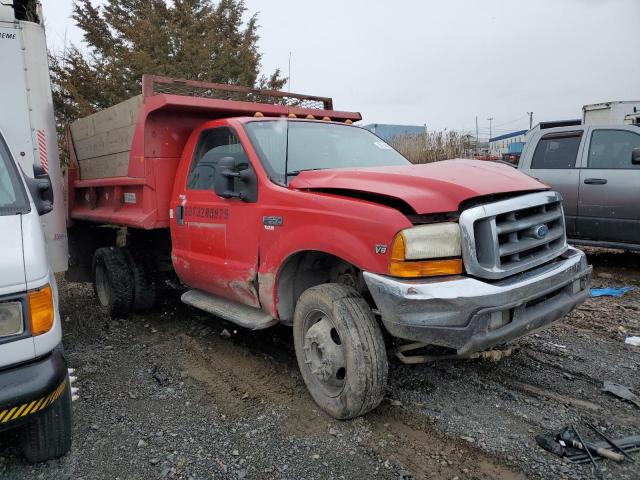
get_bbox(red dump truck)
[65,75,592,419]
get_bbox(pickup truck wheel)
[293,283,388,419]
[123,248,157,312]
[93,247,134,317]
[20,374,72,463]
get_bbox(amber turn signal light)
[389,259,463,278]
[28,285,54,336]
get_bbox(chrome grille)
[460,192,568,280]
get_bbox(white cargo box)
[0,3,68,272]
[583,101,640,125]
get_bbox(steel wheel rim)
[95,264,110,307]
[302,309,347,398]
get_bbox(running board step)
[181,289,278,330]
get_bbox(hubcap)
[302,313,346,397]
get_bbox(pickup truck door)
[174,126,261,307]
[576,127,640,244]
[520,130,585,236]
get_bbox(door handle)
[176,205,184,225]
[583,178,607,185]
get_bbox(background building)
[489,129,528,156]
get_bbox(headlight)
[0,301,24,337]
[390,223,463,278]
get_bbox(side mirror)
[214,156,258,203]
[632,148,640,165]
[25,164,53,215]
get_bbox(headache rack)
[142,75,334,110]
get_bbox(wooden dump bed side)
[66,75,362,230]
[70,95,142,180]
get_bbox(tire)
[293,283,388,419]
[21,375,72,463]
[123,248,157,312]
[93,247,134,317]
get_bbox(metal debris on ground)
[558,426,624,462]
[564,435,640,464]
[536,425,639,479]
[569,425,605,480]
[585,422,636,463]
[602,382,640,409]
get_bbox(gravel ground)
[1,248,639,480]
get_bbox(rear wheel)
[20,375,72,463]
[123,248,157,312]
[293,283,388,419]
[93,247,133,317]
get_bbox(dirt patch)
[1,248,639,480]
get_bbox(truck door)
[577,127,640,244]
[176,126,261,307]
[524,130,584,237]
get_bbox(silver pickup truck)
[518,124,640,250]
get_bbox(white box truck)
[583,101,640,125]
[0,0,73,462]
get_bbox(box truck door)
[173,126,261,307]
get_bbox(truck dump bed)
[66,75,362,229]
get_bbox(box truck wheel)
[21,374,73,463]
[92,247,134,317]
[293,283,388,419]
[123,248,157,312]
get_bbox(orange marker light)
[254,112,264,117]
[28,285,54,336]
[322,116,331,121]
[389,259,463,278]
[305,114,315,120]
[288,113,297,118]
[345,119,353,125]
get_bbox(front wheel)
[293,284,388,419]
[20,375,73,463]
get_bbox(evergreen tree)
[50,0,285,132]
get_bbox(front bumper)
[0,348,68,431]
[364,247,592,355]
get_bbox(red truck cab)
[66,76,592,419]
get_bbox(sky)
[41,0,640,138]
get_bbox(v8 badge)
[375,244,388,254]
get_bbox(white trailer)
[583,101,640,126]
[0,0,67,273]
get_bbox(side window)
[530,132,582,169]
[187,127,249,190]
[587,129,640,169]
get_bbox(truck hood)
[288,159,547,214]
[0,215,26,295]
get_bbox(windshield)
[0,134,29,215]
[245,120,410,184]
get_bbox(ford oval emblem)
[533,224,549,239]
